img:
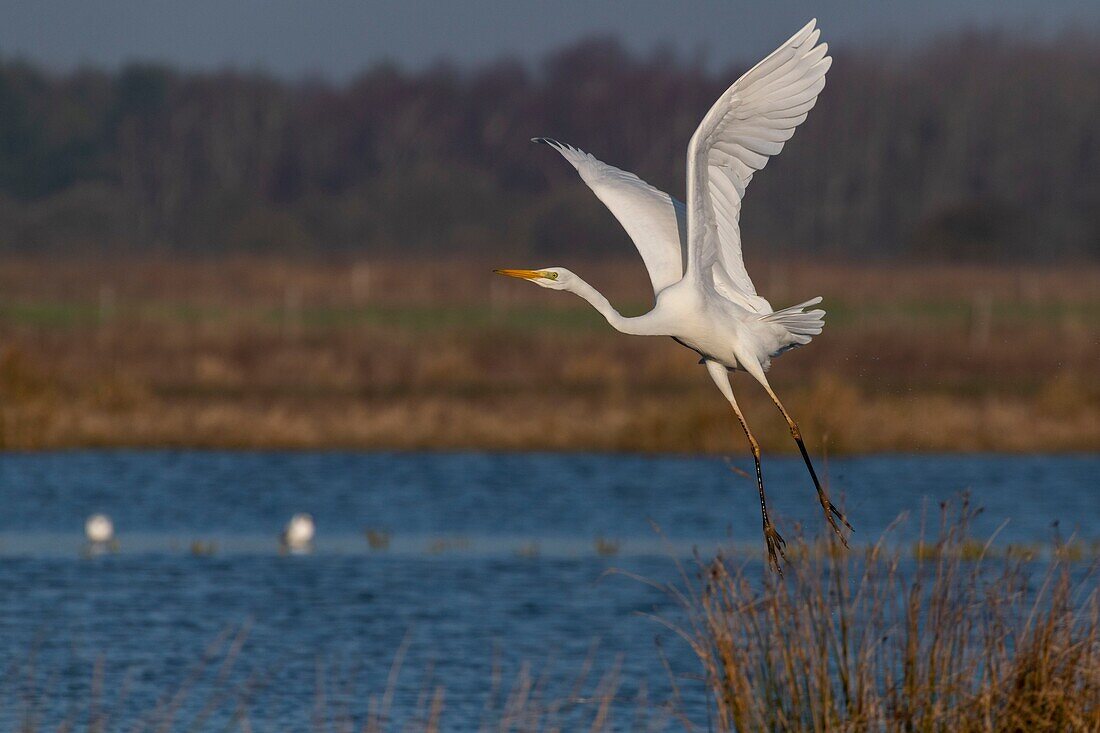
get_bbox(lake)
[0,452,1096,729]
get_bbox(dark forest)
[1,31,1097,260]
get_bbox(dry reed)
[675,498,1100,732]
[0,256,1097,452]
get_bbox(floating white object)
[85,513,114,544]
[282,513,315,552]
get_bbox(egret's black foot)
[821,499,853,547]
[764,521,787,575]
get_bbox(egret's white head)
[493,267,574,291]
[85,513,114,544]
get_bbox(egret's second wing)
[685,20,830,313]
[534,138,685,296]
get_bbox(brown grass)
[676,500,1100,732]
[0,256,1097,452]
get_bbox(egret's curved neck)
[566,276,660,336]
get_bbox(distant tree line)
[0,31,1097,261]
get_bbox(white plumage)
[497,21,850,572]
[85,513,114,544]
[282,513,315,552]
[687,20,831,315]
[529,138,686,295]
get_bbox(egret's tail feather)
[761,296,825,350]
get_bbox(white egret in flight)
[496,20,850,571]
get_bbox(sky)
[2,0,1098,80]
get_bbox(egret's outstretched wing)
[534,138,685,296]
[685,20,830,313]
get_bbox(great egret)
[495,20,850,571]
[282,513,316,554]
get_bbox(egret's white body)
[282,513,315,552]
[85,513,114,544]
[497,20,850,571]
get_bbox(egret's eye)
[542,271,559,281]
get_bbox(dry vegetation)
[676,500,1100,732]
[0,256,1097,453]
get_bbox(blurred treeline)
[0,31,1097,260]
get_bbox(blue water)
[0,452,1096,729]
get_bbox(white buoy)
[85,513,114,544]
[282,513,315,553]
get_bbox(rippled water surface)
[0,452,1095,728]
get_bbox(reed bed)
[676,499,1100,732]
[1,256,1098,452]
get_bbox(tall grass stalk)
[681,500,1099,731]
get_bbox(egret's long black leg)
[730,400,787,573]
[761,382,853,544]
[705,361,786,574]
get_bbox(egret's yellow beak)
[493,268,545,280]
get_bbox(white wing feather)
[534,138,685,296]
[685,19,830,313]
